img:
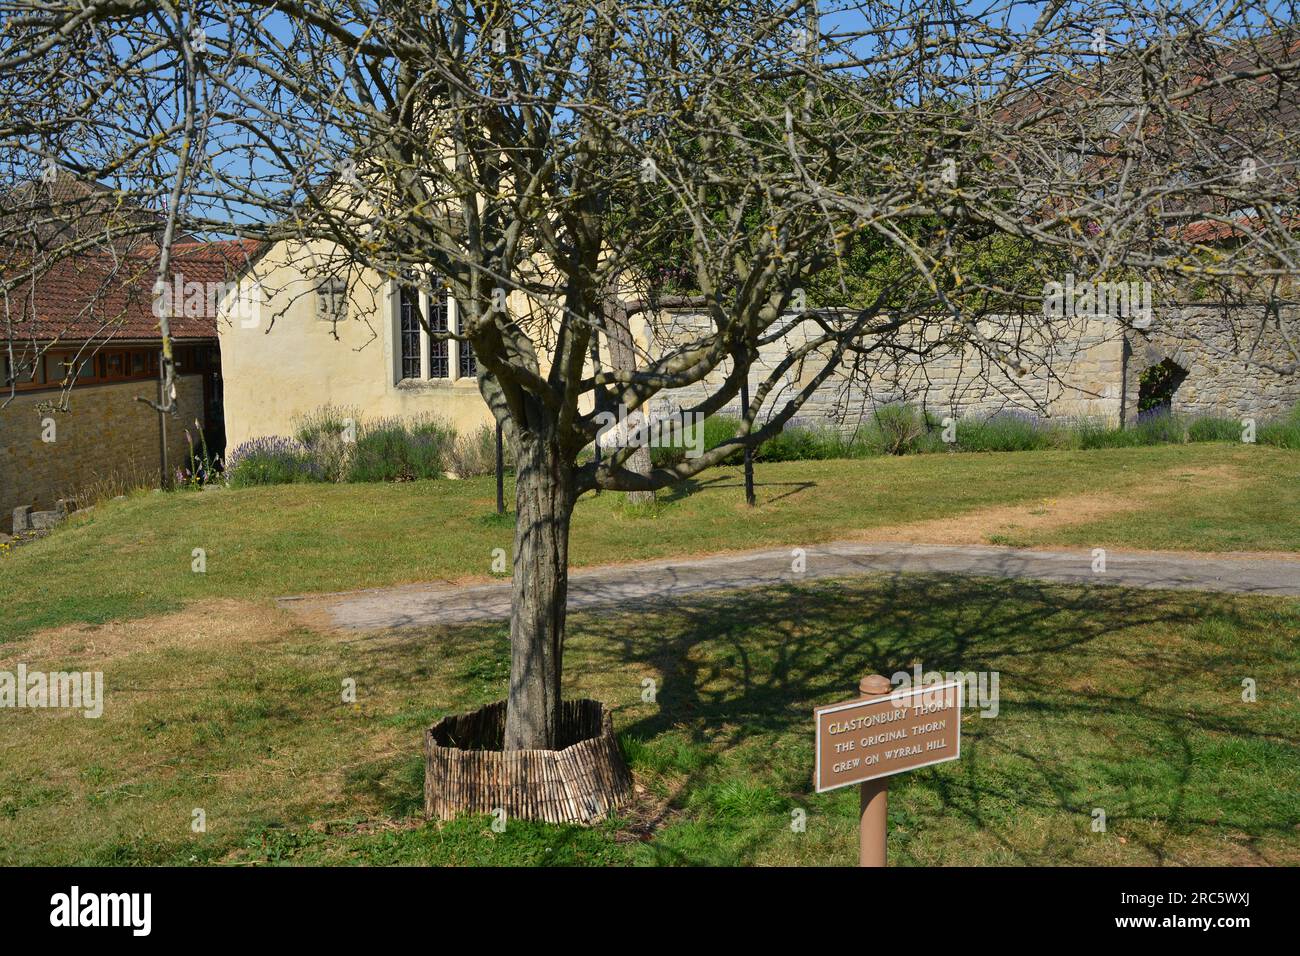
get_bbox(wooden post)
[858,674,893,867]
[157,350,170,490]
[740,376,755,507]
[495,419,505,515]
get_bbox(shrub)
[702,414,746,464]
[1074,416,1127,449]
[755,422,846,461]
[235,396,1298,489]
[832,426,882,458]
[863,403,932,455]
[1129,408,1187,445]
[347,424,416,482]
[735,406,944,459]
[1071,409,1184,449]
[1187,416,1241,442]
[956,411,1054,453]
[293,403,359,446]
[1259,404,1300,449]
[293,404,361,482]
[646,443,683,468]
[448,423,506,477]
[226,437,322,487]
[346,416,455,482]
[647,415,877,465]
[647,413,745,467]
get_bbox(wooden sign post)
[815,673,962,866]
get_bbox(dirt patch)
[613,781,687,843]
[860,464,1247,545]
[0,599,300,667]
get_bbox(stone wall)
[645,310,1125,428]
[644,303,1299,430]
[1122,304,1300,423]
[0,375,204,532]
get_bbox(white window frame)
[390,278,473,385]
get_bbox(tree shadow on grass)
[330,570,1298,865]
[656,472,817,506]
[570,572,1299,865]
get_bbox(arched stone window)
[1137,357,1188,415]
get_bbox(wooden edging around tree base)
[424,698,634,825]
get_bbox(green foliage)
[617,78,1069,317]
[346,417,455,482]
[293,404,361,482]
[1264,401,1300,446]
[293,406,504,483]
[1259,410,1300,450]
[1138,360,1186,413]
[1074,411,1185,449]
[649,402,1300,465]
[703,415,747,463]
[448,424,507,477]
[1129,410,1188,446]
[293,403,359,447]
[1072,417,1120,450]
[176,420,221,489]
[955,412,1056,452]
[226,437,322,487]
[649,414,747,467]
[1187,416,1242,443]
[754,422,855,462]
[863,403,939,455]
[269,400,1300,487]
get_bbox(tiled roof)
[992,32,1300,244]
[1,238,267,343]
[0,171,175,252]
[1181,215,1300,244]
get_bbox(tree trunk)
[603,295,655,506]
[504,432,574,750]
[622,438,655,506]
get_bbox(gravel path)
[277,541,1300,631]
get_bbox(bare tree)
[2,0,1297,749]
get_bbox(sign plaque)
[814,680,962,793]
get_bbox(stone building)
[217,238,504,451]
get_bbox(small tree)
[2,1,1297,749]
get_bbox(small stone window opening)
[317,277,348,324]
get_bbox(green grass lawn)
[2,442,1297,865]
[2,442,1297,644]
[1017,446,1300,552]
[2,575,1297,866]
